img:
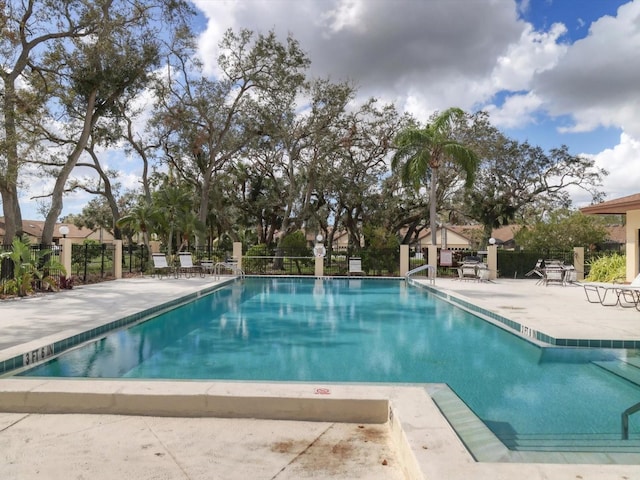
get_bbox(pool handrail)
[622,401,640,439]
[214,261,245,278]
[405,264,435,284]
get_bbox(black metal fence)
[71,243,116,283]
[0,243,65,294]
[0,239,628,295]
[242,245,401,276]
[497,249,621,279]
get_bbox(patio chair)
[458,262,479,281]
[525,259,545,284]
[178,252,205,278]
[542,265,565,286]
[151,253,174,279]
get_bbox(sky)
[19,0,640,220]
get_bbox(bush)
[586,253,626,283]
[244,244,271,273]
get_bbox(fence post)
[60,238,73,279]
[233,242,243,270]
[114,240,123,279]
[428,245,438,276]
[487,244,498,280]
[400,245,409,276]
[573,246,584,281]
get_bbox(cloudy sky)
[191,0,640,203]
[20,0,640,219]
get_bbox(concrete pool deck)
[1,275,640,479]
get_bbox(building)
[581,193,640,281]
[0,218,114,245]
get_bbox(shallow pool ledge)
[0,379,392,422]
[0,379,434,480]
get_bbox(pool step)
[593,359,640,387]
[500,433,640,452]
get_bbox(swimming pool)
[20,277,640,450]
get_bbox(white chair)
[583,274,640,307]
[151,253,174,279]
[348,257,364,276]
[178,252,204,278]
[542,266,565,286]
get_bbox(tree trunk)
[42,92,98,245]
[0,80,24,244]
[430,168,438,246]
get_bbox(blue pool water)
[21,277,640,447]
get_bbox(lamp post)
[59,225,69,239]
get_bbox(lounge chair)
[178,252,204,278]
[151,253,174,279]
[348,257,364,276]
[583,274,640,308]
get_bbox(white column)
[59,238,72,279]
[428,245,438,276]
[573,246,584,281]
[233,242,243,270]
[487,244,498,280]
[400,244,409,276]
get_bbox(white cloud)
[593,132,640,200]
[533,1,640,136]
[485,92,543,129]
[319,0,366,36]
[490,22,568,92]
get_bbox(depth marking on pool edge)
[314,387,331,395]
[23,344,55,367]
[520,325,537,339]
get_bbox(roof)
[0,218,94,239]
[580,193,640,215]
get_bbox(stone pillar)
[59,238,72,279]
[400,244,409,276]
[428,245,438,276]
[573,246,585,281]
[233,242,243,270]
[487,244,498,280]
[114,240,123,279]
[149,240,161,254]
[315,256,324,277]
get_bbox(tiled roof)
[580,193,640,214]
[0,218,94,239]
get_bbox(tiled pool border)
[0,279,236,376]
[408,278,640,349]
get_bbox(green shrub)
[244,244,270,273]
[585,253,626,283]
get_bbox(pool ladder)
[213,261,245,278]
[622,401,640,439]
[405,264,436,284]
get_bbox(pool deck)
[1,275,640,479]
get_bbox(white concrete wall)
[626,210,640,282]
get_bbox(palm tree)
[117,201,159,264]
[392,107,479,245]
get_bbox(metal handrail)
[622,401,640,439]
[405,264,436,284]
[214,261,245,278]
